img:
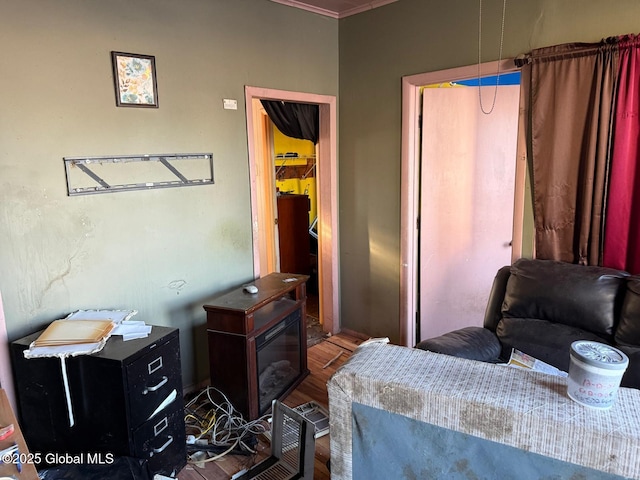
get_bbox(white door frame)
[399,60,526,347]
[245,86,339,335]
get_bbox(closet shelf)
[274,154,316,159]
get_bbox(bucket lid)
[570,341,629,370]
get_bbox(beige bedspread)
[328,340,640,479]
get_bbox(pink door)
[419,85,519,341]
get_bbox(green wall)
[4,0,640,389]
[0,0,338,388]
[338,0,640,343]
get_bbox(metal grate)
[237,400,315,480]
[250,462,296,480]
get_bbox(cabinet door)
[277,194,310,275]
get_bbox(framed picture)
[111,51,158,108]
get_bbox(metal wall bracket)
[63,153,214,196]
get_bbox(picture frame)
[111,51,159,108]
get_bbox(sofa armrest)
[415,326,502,362]
[483,265,511,331]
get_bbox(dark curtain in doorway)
[260,100,319,144]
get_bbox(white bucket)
[567,341,629,409]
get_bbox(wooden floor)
[177,331,365,480]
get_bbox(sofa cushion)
[502,258,627,338]
[415,326,502,362]
[496,318,611,372]
[616,277,640,346]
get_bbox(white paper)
[504,349,568,377]
[65,309,137,324]
[112,320,152,341]
[24,340,107,359]
[65,310,150,341]
[148,389,177,420]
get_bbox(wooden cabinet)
[204,273,309,420]
[10,326,186,477]
[277,194,311,275]
[0,388,38,480]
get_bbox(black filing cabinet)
[10,326,186,476]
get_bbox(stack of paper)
[34,319,115,347]
[65,309,151,341]
[112,320,152,341]
[65,309,136,323]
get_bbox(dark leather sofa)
[415,258,640,389]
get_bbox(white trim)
[269,0,398,19]
[245,86,340,335]
[399,77,421,348]
[399,60,521,347]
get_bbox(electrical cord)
[184,386,272,464]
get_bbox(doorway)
[399,61,527,346]
[244,86,339,335]
[419,80,519,341]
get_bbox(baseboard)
[182,378,210,397]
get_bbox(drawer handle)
[143,376,168,394]
[153,435,173,454]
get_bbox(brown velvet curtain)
[518,40,618,264]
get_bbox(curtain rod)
[515,37,619,67]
